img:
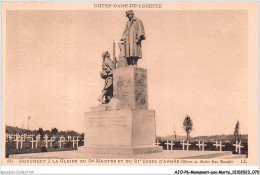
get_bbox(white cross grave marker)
[233,141,244,154]
[165,140,170,150]
[80,138,84,146]
[44,134,50,148]
[72,136,79,148]
[186,141,191,151]
[58,136,65,148]
[36,135,41,148]
[6,134,9,142]
[13,135,20,149]
[165,140,175,150]
[14,133,19,140]
[155,140,160,146]
[50,136,56,148]
[12,133,16,140]
[196,141,207,151]
[180,140,191,151]
[19,136,25,149]
[76,136,79,147]
[180,140,185,150]
[11,133,16,140]
[58,137,63,148]
[5,134,8,143]
[23,134,27,140]
[30,137,37,149]
[237,141,244,154]
[21,134,25,140]
[11,134,16,140]
[233,141,239,153]
[170,141,175,150]
[6,133,9,140]
[71,137,76,148]
[68,136,72,142]
[213,141,225,151]
[22,133,27,139]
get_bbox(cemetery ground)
[6,126,247,159]
[5,126,84,158]
[5,137,84,158]
[7,138,247,159]
[9,149,246,159]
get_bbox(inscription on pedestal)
[84,109,157,149]
[114,67,148,110]
[85,110,132,147]
[89,116,127,128]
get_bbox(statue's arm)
[137,19,146,41]
[105,59,116,73]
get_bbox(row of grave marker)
[6,134,83,149]
[6,133,36,140]
[156,140,244,154]
[7,133,244,154]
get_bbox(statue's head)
[126,10,134,20]
[102,51,110,58]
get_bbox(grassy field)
[5,139,84,158]
[157,140,248,155]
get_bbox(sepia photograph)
[1,1,259,173]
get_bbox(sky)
[4,10,248,137]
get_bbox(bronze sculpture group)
[98,10,145,104]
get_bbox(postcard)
[1,1,259,174]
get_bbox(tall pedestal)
[80,67,162,154]
[114,67,148,110]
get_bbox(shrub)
[41,146,47,152]
[65,142,72,148]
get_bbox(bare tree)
[183,115,194,142]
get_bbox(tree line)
[182,115,243,142]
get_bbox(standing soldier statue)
[121,10,145,66]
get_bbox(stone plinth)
[113,67,148,110]
[82,66,162,155]
[80,109,162,155]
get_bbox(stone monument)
[79,10,162,155]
